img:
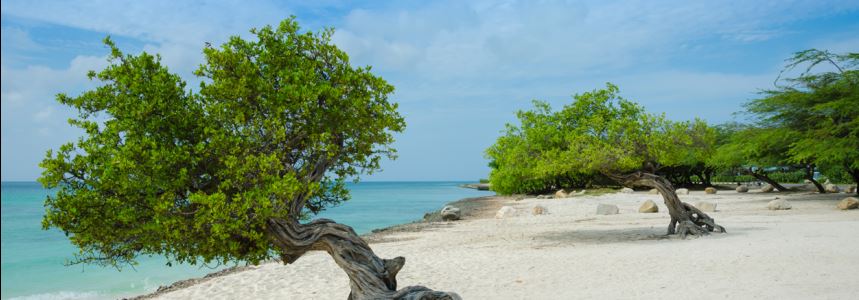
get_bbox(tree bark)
[802,164,825,193]
[266,217,460,300]
[611,172,726,238]
[742,168,787,191]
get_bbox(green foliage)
[748,49,858,176]
[486,83,714,194]
[39,18,404,268]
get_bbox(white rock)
[648,188,660,195]
[532,205,548,215]
[596,203,619,215]
[761,184,775,193]
[825,184,840,193]
[837,197,858,210]
[696,201,717,212]
[736,185,749,193]
[767,199,792,210]
[675,188,689,195]
[495,206,517,218]
[620,187,634,194]
[440,205,461,221]
[554,189,569,198]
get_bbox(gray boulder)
[638,200,658,213]
[648,188,660,195]
[704,187,717,194]
[767,199,792,210]
[675,188,689,195]
[736,185,749,193]
[761,184,775,193]
[620,187,634,194]
[825,184,840,193]
[596,203,619,215]
[440,205,462,221]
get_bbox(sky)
[2,0,858,181]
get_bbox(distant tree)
[39,19,459,299]
[487,84,725,237]
[707,125,791,191]
[745,49,858,193]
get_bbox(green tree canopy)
[39,18,404,267]
[744,49,859,191]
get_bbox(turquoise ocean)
[1,181,492,300]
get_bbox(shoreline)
[128,194,511,300]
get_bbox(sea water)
[0,181,492,300]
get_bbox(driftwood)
[267,217,460,300]
[612,172,726,238]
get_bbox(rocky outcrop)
[767,199,792,210]
[440,205,462,221]
[495,206,517,218]
[837,197,858,210]
[532,205,548,215]
[596,203,619,215]
[638,200,658,213]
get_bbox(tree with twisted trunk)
[487,84,726,237]
[39,18,458,299]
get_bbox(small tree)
[488,84,725,237]
[707,124,791,191]
[39,19,458,299]
[745,49,859,193]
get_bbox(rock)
[554,189,569,198]
[695,201,717,212]
[638,200,658,213]
[704,187,717,194]
[440,205,461,221]
[837,197,859,210]
[848,186,857,194]
[736,185,749,193]
[575,189,586,195]
[675,188,689,195]
[648,188,660,195]
[761,184,775,193]
[825,184,840,193]
[620,187,634,194]
[596,203,619,215]
[532,205,548,215]
[495,206,517,218]
[767,199,792,210]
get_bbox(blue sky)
[2,0,858,181]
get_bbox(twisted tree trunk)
[803,164,826,193]
[742,167,787,191]
[611,172,726,238]
[266,218,460,300]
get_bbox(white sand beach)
[150,189,859,299]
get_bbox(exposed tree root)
[611,171,727,238]
[267,218,460,300]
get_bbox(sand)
[149,189,859,299]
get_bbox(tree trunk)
[845,166,859,196]
[266,218,460,300]
[742,168,787,191]
[611,172,726,238]
[803,164,825,193]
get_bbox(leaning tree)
[488,84,725,237]
[39,19,459,299]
